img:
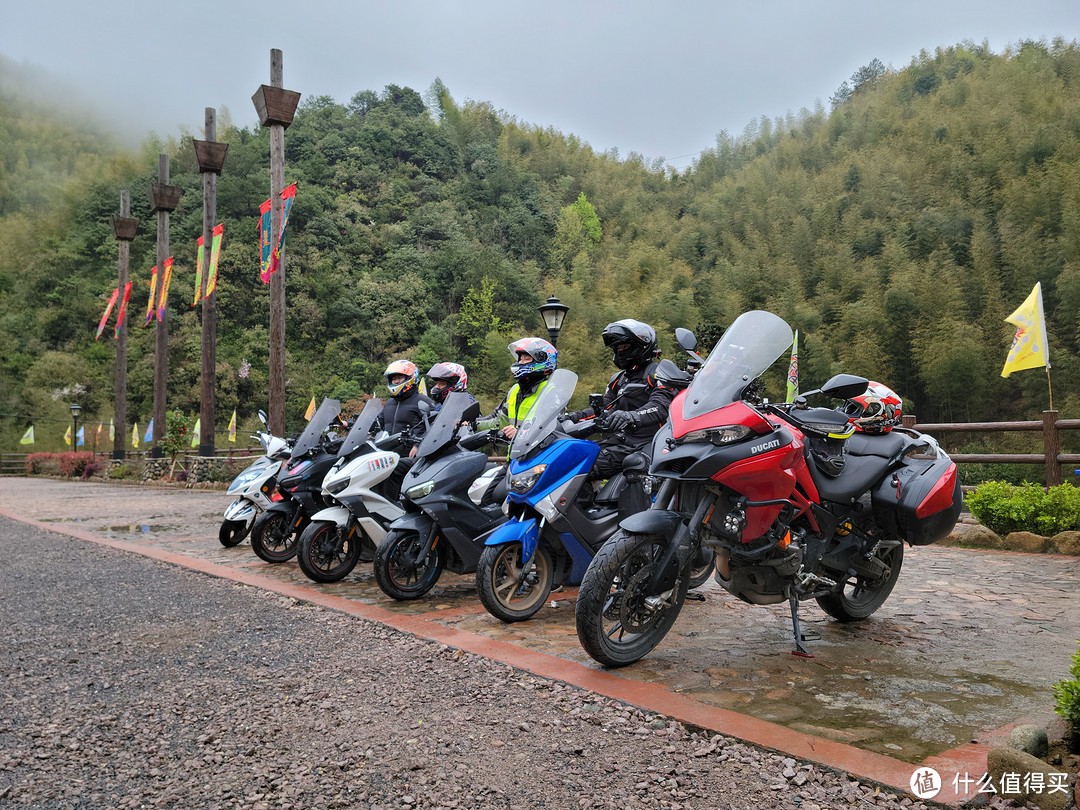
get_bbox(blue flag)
[143,418,154,443]
[76,426,85,447]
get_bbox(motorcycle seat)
[807,451,892,505]
[844,432,908,459]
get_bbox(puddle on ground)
[99,524,179,534]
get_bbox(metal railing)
[903,410,1080,486]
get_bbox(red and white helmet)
[842,381,903,434]
[425,362,468,404]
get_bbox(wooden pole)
[268,49,287,436]
[199,108,219,457]
[1043,409,1062,487]
[112,191,135,460]
[152,155,170,457]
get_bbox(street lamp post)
[538,296,569,347]
[70,403,81,452]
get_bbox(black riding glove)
[604,410,637,431]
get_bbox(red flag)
[95,288,119,341]
[206,224,224,296]
[114,282,132,338]
[143,266,157,327]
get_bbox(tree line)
[1,40,1078,457]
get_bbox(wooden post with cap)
[193,108,228,458]
[147,155,182,457]
[252,48,300,436]
[110,192,138,460]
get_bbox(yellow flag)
[64,426,72,446]
[19,426,34,445]
[191,417,201,448]
[132,422,139,449]
[109,418,115,440]
[1001,282,1051,378]
[304,397,316,421]
[228,409,237,443]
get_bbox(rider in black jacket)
[373,360,434,496]
[568,319,675,479]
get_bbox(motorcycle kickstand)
[787,588,818,658]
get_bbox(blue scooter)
[476,368,677,622]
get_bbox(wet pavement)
[3,477,1078,805]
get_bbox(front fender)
[224,498,257,522]
[309,505,351,526]
[619,509,686,537]
[484,516,539,565]
[387,512,434,535]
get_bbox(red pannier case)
[870,456,963,546]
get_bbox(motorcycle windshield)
[416,392,474,459]
[682,311,793,420]
[290,398,342,458]
[509,368,578,461]
[338,398,384,458]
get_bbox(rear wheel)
[250,510,300,564]
[575,530,689,667]
[477,542,553,623]
[297,521,363,583]
[218,519,249,548]
[374,528,445,600]
[816,540,904,621]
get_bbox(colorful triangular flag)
[304,397,316,421]
[109,418,115,441]
[64,425,72,446]
[19,426,34,445]
[786,330,799,403]
[191,417,201,449]
[76,426,85,447]
[228,409,237,443]
[132,422,139,449]
[1002,282,1051,378]
[143,418,154,443]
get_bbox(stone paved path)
[3,477,1078,804]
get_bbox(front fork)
[646,488,717,595]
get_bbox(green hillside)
[2,39,1079,445]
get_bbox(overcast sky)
[3,1,1078,169]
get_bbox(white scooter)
[295,399,410,583]
[219,410,292,547]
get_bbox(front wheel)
[575,530,690,667]
[218,518,250,548]
[297,521,363,583]
[250,509,301,564]
[476,542,553,623]
[374,528,445,600]
[816,540,904,621]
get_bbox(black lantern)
[69,403,82,451]
[538,296,569,347]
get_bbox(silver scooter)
[219,410,291,547]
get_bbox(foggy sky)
[3,0,1078,169]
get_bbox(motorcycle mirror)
[588,393,604,413]
[258,410,267,428]
[655,358,692,388]
[461,400,482,423]
[675,327,698,353]
[819,374,869,400]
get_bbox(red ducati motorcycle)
[575,310,962,667]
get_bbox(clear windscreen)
[290,398,342,457]
[415,392,476,458]
[338,398,383,457]
[509,369,577,461]
[682,311,793,420]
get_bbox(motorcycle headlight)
[509,464,547,495]
[325,477,349,495]
[405,480,435,500]
[228,468,263,493]
[681,425,753,445]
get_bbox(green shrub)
[108,464,134,480]
[967,480,1080,536]
[1053,641,1080,730]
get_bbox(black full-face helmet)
[602,319,659,370]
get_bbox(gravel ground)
[0,517,1041,810]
